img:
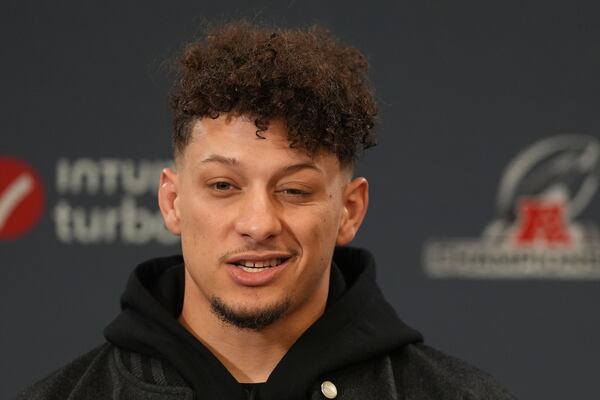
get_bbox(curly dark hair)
[171,21,377,167]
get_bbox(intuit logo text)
[53,158,178,245]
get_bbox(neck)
[178,269,330,383]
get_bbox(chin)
[209,296,292,330]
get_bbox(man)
[19,22,515,400]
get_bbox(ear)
[336,177,369,245]
[158,167,181,236]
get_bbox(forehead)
[192,115,296,155]
[180,115,344,175]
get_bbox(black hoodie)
[18,246,516,400]
[104,246,423,399]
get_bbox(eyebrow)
[201,154,240,166]
[200,154,323,175]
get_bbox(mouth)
[225,254,294,286]
[229,257,289,272]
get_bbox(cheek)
[178,192,225,247]
[318,194,344,235]
[292,199,342,250]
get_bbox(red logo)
[515,198,571,246]
[0,157,45,240]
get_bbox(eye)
[211,181,235,191]
[279,188,310,196]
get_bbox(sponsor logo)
[0,157,45,240]
[423,134,600,279]
[53,158,178,245]
[1,156,178,245]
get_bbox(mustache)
[218,245,296,263]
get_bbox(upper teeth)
[236,258,284,268]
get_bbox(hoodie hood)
[104,246,423,400]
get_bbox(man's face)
[160,114,366,329]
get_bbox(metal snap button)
[321,380,337,399]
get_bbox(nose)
[234,188,282,242]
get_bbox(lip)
[225,256,294,287]
[226,252,294,264]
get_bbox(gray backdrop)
[2,1,600,399]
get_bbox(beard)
[209,296,292,330]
